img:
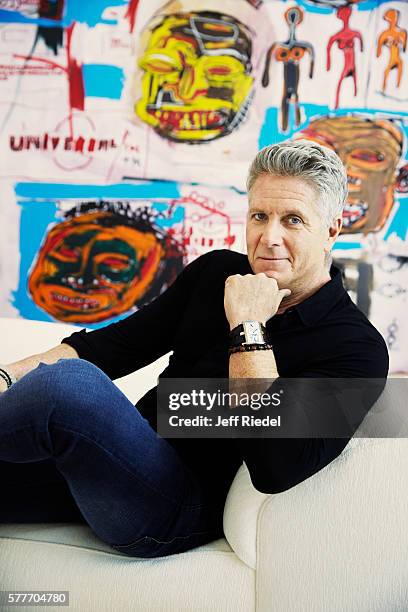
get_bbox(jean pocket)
[111,529,223,559]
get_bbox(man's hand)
[224,273,291,329]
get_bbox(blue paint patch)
[259,103,408,151]
[64,0,128,27]
[259,103,330,149]
[384,198,408,241]
[0,0,128,27]
[151,203,185,228]
[356,0,395,12]
[12,199,60,323]
[0,10,64,26]
[15,181,181,200]
[295,1,331,15]
[333,242,362,250]
[83,64,125,100]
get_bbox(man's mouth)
[342,200,368,228]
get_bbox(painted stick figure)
[376,9,407,94]
[326,6,363,109]
[262,6,314,133]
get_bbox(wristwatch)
[229,321,268,348]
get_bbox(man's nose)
[260,221,284,247]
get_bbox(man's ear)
[324,216,342,254]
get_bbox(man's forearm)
[0,343,79,392]
[229,349,279,379]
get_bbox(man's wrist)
[0,365,17,390]
[229,321,270,350]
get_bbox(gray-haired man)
[0,140,388,557]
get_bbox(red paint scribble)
[167,192,236,254]
[13,21,84,138]
[125,0,140,33]
[66,23,84,113]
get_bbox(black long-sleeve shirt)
[61,249,389,500]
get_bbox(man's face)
[135,12,253,143]
[246,174,339,292]
[28,212,164,323]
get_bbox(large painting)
[0,0,407,372]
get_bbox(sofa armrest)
[255,437,408,611]
[223,463,270,570]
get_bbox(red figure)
[326,6,363,109]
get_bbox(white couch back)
[0,317,170,404]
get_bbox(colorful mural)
[0,0,407,372]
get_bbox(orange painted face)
[28,212,164,323]
[299,116,402,234]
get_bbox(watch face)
[243,321,264,344]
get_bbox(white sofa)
[1,317,407,612]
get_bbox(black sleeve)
[238,337,389,494]
[60,252,212,380]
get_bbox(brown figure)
[262,6,314,133]
[376,9,407,94]
[326,6,363,109]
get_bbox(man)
[0,140,388,558]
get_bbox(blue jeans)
[0,359,225,557]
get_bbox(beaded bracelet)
[228,343,274,356]
[0,366,17,389]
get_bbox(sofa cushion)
[0,524,255,612]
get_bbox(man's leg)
[0,458,87,523]
[0,359,224,557]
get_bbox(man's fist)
[224,273,291,329]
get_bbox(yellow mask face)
[135,12,254,143]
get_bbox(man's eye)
[288,216,302,224]
[252,213,267,221]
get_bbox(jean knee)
[36,359,111,413]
